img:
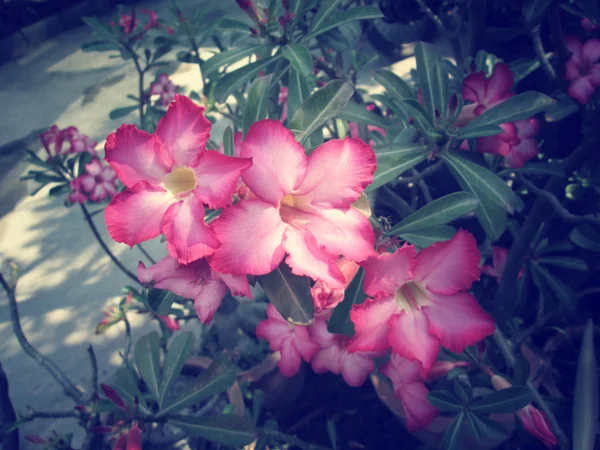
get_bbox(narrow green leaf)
[306,6,383,39]
[243,74,272,137]
[288,80,354,145]
[317,29,351,51]
[537,256,588,271]
[497,162,564,177]
[252,389,265,424]
[441,412,466,450]
[287,68,311,122]
[545,96,579,122]
[573,319,598,450]
[203,46,262,77]
[214,57,278,103]
[81,40,119,52]
[223,126,235,157]
[415,42,443,117]
[570,225,600,251]
[159,332,193,408]
[215,17,254,32]
[48,183,70,197]
[477,202,507,241]
[454,381,473,405]
[170,415,256,446]
[470,386,534,414]
[367,144,429,192]
[399,99,435,133]
[372,70,413,102]
[146,288,176,315]
[531,262,574,310]
[522,0,553,24]
[338,101,388,128]
[433,60,450,119]
[457,125,504,139]
[158,358,236,417]
[465,410,484,442]
[282,44,313,77]
[399,225,456,248]
[427,390,464,413]
[258,262,314,325]
[112,366,150,413]
[307,0,341,35]
[509,56,543,85]
[388,192,479,235]
[469,413,509,441]
[328,268,365,334]
[134,332,162,401]
[109,105,138,120]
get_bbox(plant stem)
[79,203,141,286]
[530,25,556,81]
[123,313,133,364]
[136,243,156,265]
[0,273,82,403]
[547,2,570,85]
[397,160,443,185]
[22,409,77,421]
[87,345,98,400]
[124,43,146,127]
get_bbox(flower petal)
[582,39,600,64]
[462,72,487,103]
[487,63,514,104]
[240,119,308,205]
[506,138,539,168]
[292,325,320,362]
[565,36,583,69]
[413,229,481,295]
[362,245,417,298]
[347,296,396,353]
[312,346,342,374]
[210,200,286,275]
[569,76,596,104]
[296,138,377,209]
[155,95,212,167]
[423,291,495,353]
[278,339,303,376]
[105,181,172,246]
[515,118,541,138]
[193,279,229,323]
[192,150,252,209]
[340,351,375,387]
[309,317,338,347]
[219,272,252,298]
[162,194,220,264]
[105,125,170,187]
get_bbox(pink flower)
[311,258,360,311]
[137,255,251,324]
[564,36,600,104]
[475,118,540,168]
[278,86,288,121]
[491,374,558,448]
[582,17,598,33]
[104,95,252,264]
[157,315,180,330]
[64,129,98,155]
[235,0,263,24]
[40,125,66,157]
[119,12,139,35]
[68,177,88,204]
[256,304,319,376]
[309,315,377,386]
[150,73,179,106]
[481,246,525,283]
[80,159,118,202]
[348,230,495,375]
[381,353,439,431]
[210,120,377,288]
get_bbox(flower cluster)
[459,63,541,168]
[564,35,600,104]
[111,8,173,38]
[149,73,180,106]
[69,159,117,204]
[40,125,98,158]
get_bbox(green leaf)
[223,126,235,157]
[258,262,314,325]
[170,415,256,446]
[531,262,574,310]
[398,225,456,248]
[288,80,354,145]
[415,42,443,118]
[399,99,435,133]
[372,70,413,102]
[388,192,479,235]
[243,74,272,137]
[497,162,564,177]
[81,40,119,52]
[147,288,176,315]
[203,46,262,77]
[48,183,70,197]
[307,0,341,36]
[537,256,588,271]
[159,331,193,408]
[522,0,552,24]
[545,95,579,122]
[465,410,484,442]
[457,125,504,139]
[215,17,254,32]
[457,92,555,138]
[366,143,429,192]
[470,386,534,414]
[427,390,463,412]
[109,105,138,120]
[570,225,600,251]
[478,202,507,241]
[214,57,278,103]
[433,60,450,119]
[158,358,237,417]
[441,412,465,450]
[338,101,388,128]
[509,57,543,85]
[287,68,311,121]
[328,268,365,335]
[454,381,473,405]
[282,44,313,77]
[317,29,351,51]
[468,413,509,441]
[134,332,162,401]
[573,319,598,450]
[252,389,265,424]
[306,6,383,39]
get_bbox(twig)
[123,313,133,364]
[519,177,600,225]
[88,208,105,218]
[530,25,556,81]
[79,203,141,285]
[397,160,443,185]
[547,2,570,85]
[411,168,433,202]
[0,273,81,403]
[21,409,77,421]
[511,312,556,353]
[136,243,156,265]
[575,287,600,300]
[380,186,415,218]
[124,45,146,126]
[87,345,98,400]
[285,407,325,434]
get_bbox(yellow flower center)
[163,167,196,195]
[280,194,300,208]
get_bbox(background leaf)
[203,46,262,77]
[243,75,272,137]
[109,105,138,120]
[159,332,193,408]
[170,415,256,446]
[214,57,277,103]
[441,412,465,450]
[327,268,365,334]
[367,143,429,191]
[470,386,533,414]
[282,44,313,77]
[134,332,162,401]
[338,101,389,128]
[415,42,443,118]
[372,70,414,102]
[398,225,456,248]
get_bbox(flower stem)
[123,313,133,364]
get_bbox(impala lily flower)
[475,118,540,168]
[309,315,377,386]
[68,177,88,204]
[564,36,600,104]
[256,304,319,377]
[137,254,250,324]
[311,258,360,311]
[210,120,377,288]
[381,353,439,431]
[150,74,179,106]
[40,125,67,157]
[80,159,118,202]
[65,129,98,155]
[348,230,495,375]
[105,95,252,264]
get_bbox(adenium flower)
[475,118,541,168]
[210,120,377,289]
[380,353,439,431]
[311,258,360,311]
[150,73,179,106]
[309,315,377,386]
[564,36,600,104]
[80,159,118,202]
[491,374,558,448]
[348,230,495,375]
[68,177,88,204]
[104,95,252,264]
[256,304,319,376]
[137,255,251,324]
[64,129,98,155]
[40,125,65,157]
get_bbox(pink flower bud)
[427,360,471,381]
[101,383,127,411]
[126,423,142,450]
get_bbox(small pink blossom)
[157,315,180,330]
[381,353,439,431]
[137,255,251,324]
[311,258,360,311]
[64,128,98,155]
[348,230,495,376]
[40,125,65,157]
[582,17,598,33]
[150,73,179,106]
[104,95,252,264]
[564,36,600,103]
[256,303,319,377]
[68,177,88,204]
[210,120,377,289]
[475,118,541,168]
[80,159,118,202]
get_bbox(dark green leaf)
[388,192,479,235]
[433,60,450,119]
[282,44,313,77]
[531,262,574,310]
[33,172,63,184]
[454,381,473,405]
[573,319,598,450]
[109,105,138,120]
[338,101,388,128]
[509,57,543,84]
[159,331,193,408]
[48,183,70,197]
[243,74,272,137]
[468,413,510,440]
[158,358,237,416]
[328,268,365,334]
[306,6,383,39]
[497,162,564,177]
[176,50,195,63]
[170,414,256,446]
[537,256,588,271]
[415,42,443,118]
[522,0,553,24]
[427,390,463,412]
[366,143,429,191]
[112,365,151,414]
[470,386,534,413]
[288,80,354,145]
[570,225,600,251]
[545,96,579,122]
[134,332,162,401]
[25,150,51,169]
[318,29,351,51]
[372,70,413,102]
[457,125,504,139]
[81,40,119,52]
[223,126,235,157]
[399,99,435,133]
[252,389,265,424]
[441,412,465,450]
[287,68,311,121]
[398,225,456,248]
[258,262,314,325]
[306,0,341,36]
[214,57,277,103]
[147,288,176,315]
[215,17,254,32]
[465,410,484,442]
